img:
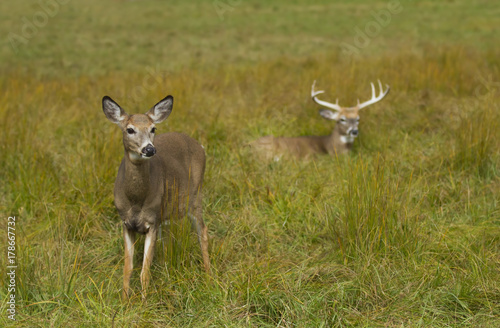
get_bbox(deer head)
[102,95,173,163]
[311,80,390,143]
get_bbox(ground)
[0,0,499,327]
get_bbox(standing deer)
[250,80,390,159]
[102,95,210,300]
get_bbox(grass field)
[0,0,499,327]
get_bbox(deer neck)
[330,125,354,154]
[122,153,153,203]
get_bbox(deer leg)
[140,227,157,298]
[189,211,210,273]
[123,226,136,301]
[199,222,211,273]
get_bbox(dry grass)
[1,0,500,326]
[0,46,499,326]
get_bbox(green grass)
[1,0,499,77]
[1,1,500,327]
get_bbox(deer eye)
[151,127,156,134]
[339,117,347,123]
[126,128,135,134]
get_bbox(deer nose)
[351,129,358,137]
[142,144,156,157]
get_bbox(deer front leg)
[189,213,210,273]
[140,227,157,298]
[123,226,136,301]
[199,224,210,273]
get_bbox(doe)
[251,80,390,159]
[102,95,210,300]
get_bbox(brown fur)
[250,123,353,160]
[102,95,210,300]
[250,80,390,160]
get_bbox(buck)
[102,95,210,300]
[251,80,390,159]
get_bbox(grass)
[0,0,500,327]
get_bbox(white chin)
[129,153,149,161]
[340,135,356,144]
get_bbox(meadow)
[0,0,499,327]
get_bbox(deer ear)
[319,109,339,121]
[147,95,173,123]
[103,96,128,124]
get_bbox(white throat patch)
[340,135,355,144]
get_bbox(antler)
[311,80,342,111]
[357,80,390,110]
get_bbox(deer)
[250,80,390,159]
[102,94,210,300]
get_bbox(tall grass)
[326,155,421,260]
[452,103,499,177]
[0,47,499,326]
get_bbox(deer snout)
[350,129,359,137]
[142,144,156,157]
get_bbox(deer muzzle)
[142,144,156,157]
